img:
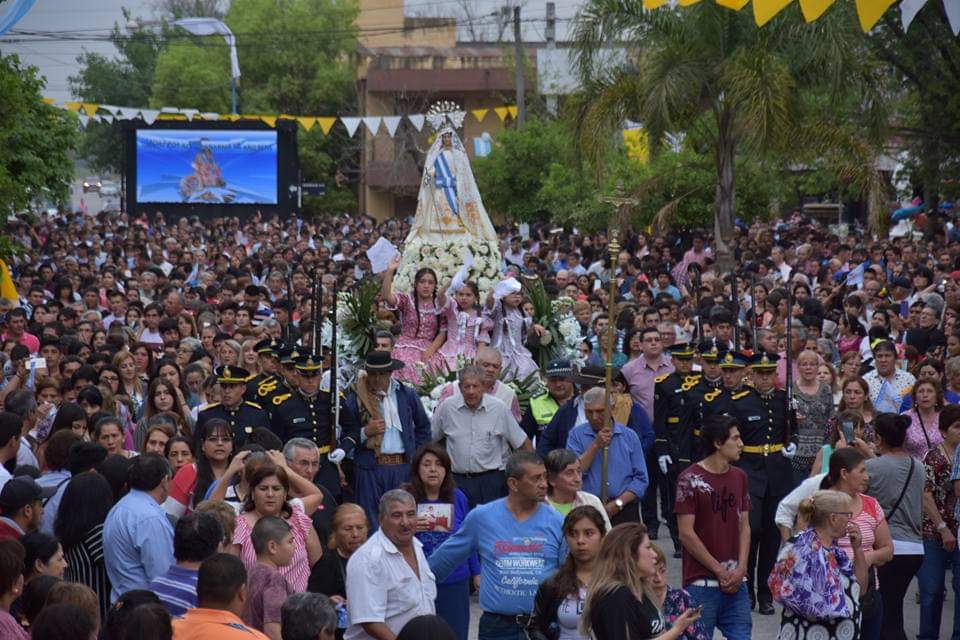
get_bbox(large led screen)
[136,129,278,204]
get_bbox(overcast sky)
[0,0,584,104]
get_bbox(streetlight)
[174,18,241,114]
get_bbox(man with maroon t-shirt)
[675,414,752,640]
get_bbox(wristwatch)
[614,498,624,511]
[937,521,949,531]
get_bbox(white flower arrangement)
[394,237,503,296]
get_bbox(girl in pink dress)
[484,285,543,382]
[380,254,446,384]
[438,280,492,370]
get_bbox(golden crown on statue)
[426,100,466,132]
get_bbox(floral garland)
[394,237,502,296]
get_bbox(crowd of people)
[0,205,954,640]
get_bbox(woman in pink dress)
[438,280,491,370]
[380,254,446,384]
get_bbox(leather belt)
[376,453,406,465]
[484,612,532,627]
[742,443,783,455]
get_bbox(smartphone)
[693,604,705,614]
[842,420,855,443]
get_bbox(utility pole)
[513,6,525,125]
[545,2,557,116]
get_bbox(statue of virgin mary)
[405,108,497,244]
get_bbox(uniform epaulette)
[684,374,702,383]
[199,402,220,411]
[272,393,292,405]
[704,389,722,402]
[245,401,263,409]
[244,374,256,382]
[731,390,751,401]
[654,373,670,384]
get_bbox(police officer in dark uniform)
[701,350,749,422]
[196,365,272,447]
[245,338,285,403]
[269,353,344,499]
[652,342,698,556]
[678,341,726,465]
[521,359,575,441]
[725,352,798,615]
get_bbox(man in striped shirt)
[149,512,224,617]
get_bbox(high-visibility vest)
[529,393,560,426]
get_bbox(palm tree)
[572,1,887,251]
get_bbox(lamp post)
[173,18,240,114]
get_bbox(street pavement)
[465,522,929,639]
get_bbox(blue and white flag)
[434,153,459,216]
[845,261,867,288]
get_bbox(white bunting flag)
[140,109,160,125]
[78,114,89,127]
[200,112,220,121]
[118,108,140,120]
[341,117,362,137]
[408,114,425,131]
[900,0,927,29]
[946,0,960,34]
[362,116,382,135]
[383,115,402,137]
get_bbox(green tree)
[70,10,164,174]
[572,2,885,250]
[151,0,360,212]
[0,54,77,217]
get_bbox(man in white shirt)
[345,489,436,640]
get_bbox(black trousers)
[664,464,682,548]
[611,499,641,527]
[640,449,671,534]
[746,490,783,605]
[877,554,923,640]
[454,470,506,509]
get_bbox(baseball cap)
[0,476,55,514]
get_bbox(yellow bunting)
[799,0,836,20]
[41,98,55,105]
[0,260,18,304]
[472,108,489,122]
[644,0,670,8]
[317,117,337,134]
[63,101,82,112]
[623,128,649,163]
[82,103,100,116]
[494,107,509,121]
[506,106,518,119]
[855,0,896,30]
[157,113,187,120]
[260,115,277,127]
[752,0,794,25]
[297,117,316,131]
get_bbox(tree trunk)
[713,108,737,266]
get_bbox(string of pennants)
[41,98,520,136]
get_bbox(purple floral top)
[662,587,709,640]
[768,528,857,621]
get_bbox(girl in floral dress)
[484,282,542,382]
[438,280,491,371]
[380,254,446,384]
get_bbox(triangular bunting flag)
[900,0,927,29]
[945,0,960,34]
[297,117,317,131]
[408,114,425,131]
[78,114,89,127]
[42,98,55,105]
[260,116,277,127]
[644,0,670,7]
[799,0,837,20]
[182,109,199,121]
[382,115,402,137]
[317,117,337,134]
[64,101,82,113]
[494,107,510,121]
[200,112,220,120]
[362,116,381,135]
[221,114,241,122]
[82,103,99,116]
[753,0,793,25]
[472,108,489,122]
[341,117,362,137]
[855,0,897,30]
[101,114,115,123]
[118,108,140,120]
[141,109,159,125]
[506,106,518,119]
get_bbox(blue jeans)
[918,537,960,640]
[684,583,752,640]
[477,612,527,640]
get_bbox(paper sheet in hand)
[417,503,453,532]
[367,237,400,274]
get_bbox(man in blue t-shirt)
[428,451,565,640]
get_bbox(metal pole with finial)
[599,228,621,503]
